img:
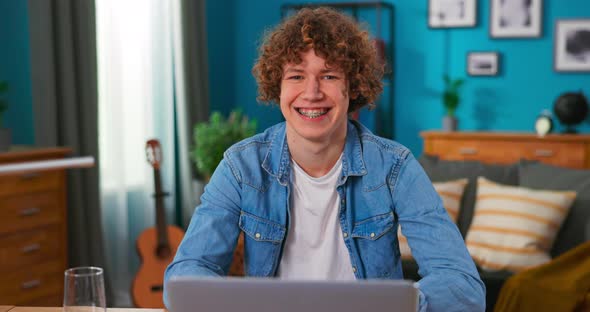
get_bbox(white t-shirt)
[276,155,355,280]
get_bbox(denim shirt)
[164,120,485,312]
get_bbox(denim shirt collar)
[261,120,367,186]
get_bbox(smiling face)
[280,49,350,146]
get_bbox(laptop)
[166,277,419,312]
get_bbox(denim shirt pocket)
[351,212,395,240]
[238,212,286,276]
[239,212,285,244]
[351,212,398,278]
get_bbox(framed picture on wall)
[554,19,590,72]
[428,0,477,28]
[490,0,543,38]
[467,52,500,76]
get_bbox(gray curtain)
[175,0,210,225]
[27,0,112,303]
[180,0,210,128]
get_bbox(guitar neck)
[153,169,170,249]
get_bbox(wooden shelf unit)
[0,147,71,306]
[421,131,590,169]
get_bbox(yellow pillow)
[466,177,576,272]
[399,178,468,259]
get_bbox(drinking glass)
[63,266,106,312]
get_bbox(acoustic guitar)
[132,139,184,308]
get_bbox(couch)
[402,155,590,311]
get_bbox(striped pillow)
[466,177,576,272]
[399,178,468,259]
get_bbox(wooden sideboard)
[421,131,590,169]
[0,147,72,306]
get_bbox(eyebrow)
[283,68,304,74]
[319,68,341,74]
[283,68,342,74]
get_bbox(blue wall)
[207,0,590,155]
[206,0,237,116]
[0,0,34,144]
[4,1,590,153]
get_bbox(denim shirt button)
[343,232,348,238]
[352,266,357,273]
[341,199,345,205]
[255,233,261,239]
[370,232,375,238]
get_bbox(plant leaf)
[191,109,257,178]
[452,79,464,88]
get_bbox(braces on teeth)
[299,110,327,118]
[304,111,324,118]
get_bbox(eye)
[286,75,304,80]
[322,75,340,80]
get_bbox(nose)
[301,77,324,101]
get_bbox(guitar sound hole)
[151,285,163,292]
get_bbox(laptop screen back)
[166,277,418,312]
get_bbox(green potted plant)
[185,109,256,227]
[191,110,257,180]
[0,81,10,151]
[442,75,464,131]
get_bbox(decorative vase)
[0,128,11,152]
[442,116,458,131]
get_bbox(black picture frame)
[554,19,590,72]
[490,0,543,38]
[467,52,500,76]
[428,0,477,28]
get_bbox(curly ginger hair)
[252,7,384,112]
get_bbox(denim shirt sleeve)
[163,158,242,308]
[390,153,485,312]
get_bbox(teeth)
[304,111,324,118]
[297,108,328,118]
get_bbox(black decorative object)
[553,91,589,133]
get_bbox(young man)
[164,7,485,312]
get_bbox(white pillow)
[466,177,576,272]
[399,178,468,259]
